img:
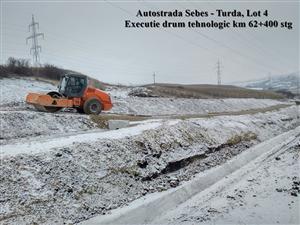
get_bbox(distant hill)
[234,72,299,95]
[144,83,284,99]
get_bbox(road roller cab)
[58,74,87,98]
[26,73,113,114]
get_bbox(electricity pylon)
[26,15,44,66]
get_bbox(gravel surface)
[0,111,98,144]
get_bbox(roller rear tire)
[83,98,102,115]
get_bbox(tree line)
[0,57,66,81]
[0,57,106,90]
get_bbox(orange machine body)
[26,86,113,111]
[81,86,113,111]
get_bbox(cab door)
[64,76,87,97]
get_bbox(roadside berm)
[81,126,300,225]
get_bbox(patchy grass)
[31,76,59,85]
[146,84,284,99]
[226,132,258,146]
[109,165,140,177]
[90,104,291,128]
[171,104,291,120]
[90,114,149,129]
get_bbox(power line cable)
[166,0,287,73]
[188,0,296,68]
[2,23,149,73]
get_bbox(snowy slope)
[109,97,286,116]
[154,138,300,225]
[0,77,56,105]
[107,86,287,116]
[0,111,99,143]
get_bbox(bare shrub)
[40,64,65,80]
[5,57,31,76]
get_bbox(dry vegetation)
[146,83,284,99]
[226,132,258,146]
[1,58,287,98]
[171,104,291,120]
[90,104,291,129]
[0,57,106,90]
[90,114,149,128]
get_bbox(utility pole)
[153,72,156,85]
[297,72,300,98]
[217,60,221,85]
[26,14,44,66]
[268,72,272,90]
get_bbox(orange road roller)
[26,73,113,114]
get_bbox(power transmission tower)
[153,72,156,85]
[217,60,221,85]
[297,72,299,98]
[26,15,44,66]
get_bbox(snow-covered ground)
[0,77,291,145]
[80,126,299,225]
[107,86,287,116]
[1,120,162,156]
[0,77,288,116]
[0,110,99,144]
[0,77,55,106]
[110,96,285,116]
[1,78,288,116]
[0,77,299,225]
[0,106,298,225]
[154,138,300,225]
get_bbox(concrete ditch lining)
[79,126,300,225]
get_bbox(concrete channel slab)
[108,120,129,130]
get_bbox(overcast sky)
[1,0,299,85]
